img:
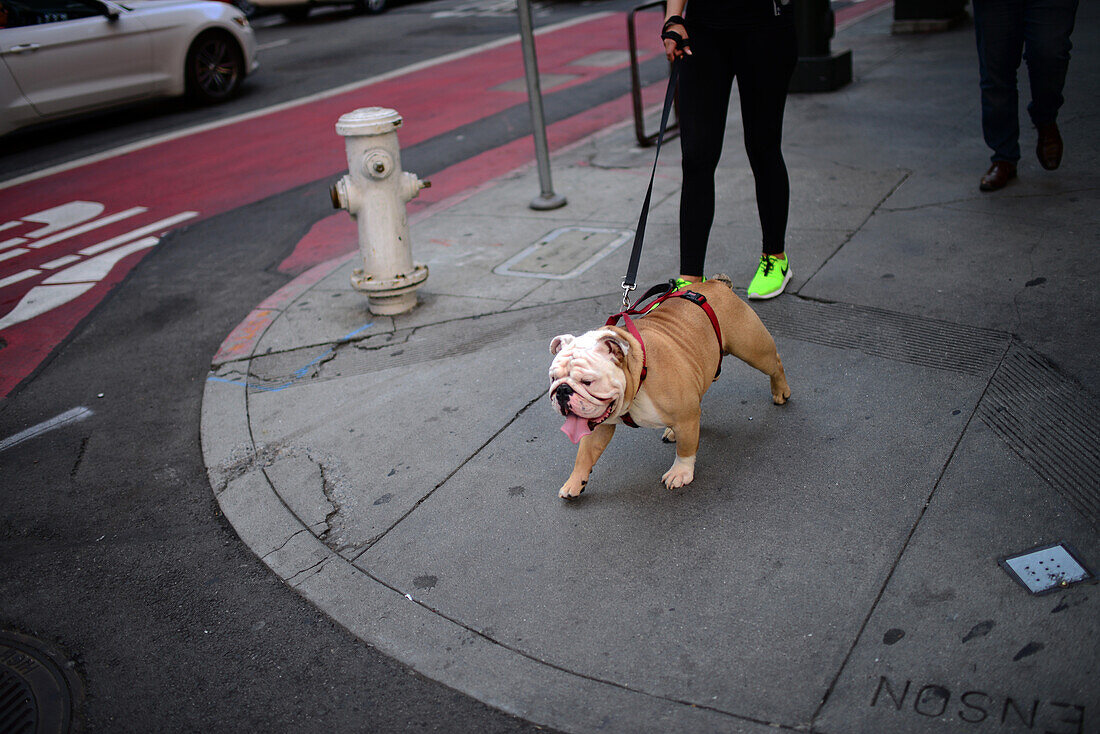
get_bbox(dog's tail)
[708,273,733,290]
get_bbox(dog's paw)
[661,427,676,443]
[559,478,588,499]
[772,388,790,405]
[661,456,695,489]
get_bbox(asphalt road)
[0,0,640,730]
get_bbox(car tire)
[358,0,386,13]
[185,31,245,104]
[281,5,311,21]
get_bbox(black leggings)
[678,12,797,276]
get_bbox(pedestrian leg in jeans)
[1024,0,1079,170]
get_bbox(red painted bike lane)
[0,11,668,397]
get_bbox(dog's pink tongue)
[561,414,593,444]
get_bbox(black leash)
[621,59,681,309]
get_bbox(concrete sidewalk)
[200,6,1099,733]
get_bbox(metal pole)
[516,0,566,210]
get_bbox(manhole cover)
[494,226,633,279]
[1000,542,1094,595]
[0,631,82,733]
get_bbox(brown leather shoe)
[979,161,1017,192]
[1036,122,1063,170]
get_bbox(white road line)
[0,237,27,251]
[0,406,94,453]
[0,11,613,191]
[0,269,40,289]
[79,211,197,256]
[257,38,291,51]
[0,248,28,263]
[41,255,82,270]
[28,206,149,250]
[0,221,20,232]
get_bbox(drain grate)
[999,543,1094,595]
[0,632,81,734]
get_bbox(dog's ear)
[599,333,629,364]
[550,334,575,355]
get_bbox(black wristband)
[663,15,685,31]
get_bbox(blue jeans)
[972,0,1079,163]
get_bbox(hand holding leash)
[662,15,691,61]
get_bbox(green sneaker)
[747,255,791,300]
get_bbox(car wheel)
[281,5,310,21]
[362,0,386,13]
[186,31,245,104]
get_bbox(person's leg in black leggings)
[734,17,797,257]
[677,23,735,280]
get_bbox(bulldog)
[548,276,790,498]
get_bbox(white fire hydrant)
[331,107,430,315]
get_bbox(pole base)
[366,291,419,315]
[789,49,853,93]
[529,193,567,211]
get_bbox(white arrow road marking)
[0,406,94,453]
[0,283,97,332]
[0,237,158,331]
[20,202,105,239]
[44,236,158,284]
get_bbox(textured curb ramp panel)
[978,344,1100,526]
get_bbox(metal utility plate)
[999,542,1094,595]
[494,226,633,279]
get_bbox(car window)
[1,0,106,27]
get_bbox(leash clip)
[620,281,636,309]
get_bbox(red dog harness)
[604,284,724,428]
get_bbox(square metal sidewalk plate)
[999,542,1094,595]
[494,226,633,280]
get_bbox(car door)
[0,46,39,133]
[0,0,154,118]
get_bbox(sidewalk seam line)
[354,563,806,733]
[349,391,546,561]
[809,336,1014,729]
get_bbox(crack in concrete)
[286,557,328,587]
[799,170,911,294]
[884,185,1099,214]
[211,442,286,494]
[351,391,546,562]
[261,528,309,560]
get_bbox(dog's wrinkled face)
[548,329,630,444]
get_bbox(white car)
[0,0,258,135]
[251,0,385,24]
